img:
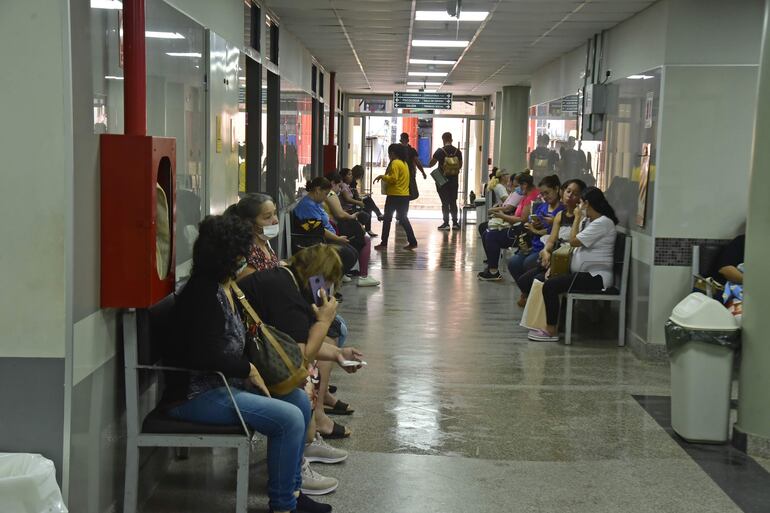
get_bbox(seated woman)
[325,175,379,287]
[334,171,376,237]
[238,244,365,440]
[224,193,280,276]
[294,176,378,287]
[525,187,618,342]
[164,215,332,513]
[351,164,383,220]
[478,172,523,240]
[515,179,586,306]
[507,175,564,281]
[477,173,540,281]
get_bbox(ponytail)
[306,176,331,192]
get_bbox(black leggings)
[381,196,417,246]
[542,272,604,326]
[362,196,383,218]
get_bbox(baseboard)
[627,329,668,362]
[733,425,770,460]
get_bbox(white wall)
[0,0,72,358]
[166,0,244,49]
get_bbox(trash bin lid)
[669,292,739,331]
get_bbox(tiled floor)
[142,220,759,513]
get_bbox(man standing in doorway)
[400,132,426,205]
[429,132,463,230]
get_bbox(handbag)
[231,283,308,396]
[550,244,574,277]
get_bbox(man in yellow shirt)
[373,144,418,250]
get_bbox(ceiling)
[262,0,657,96]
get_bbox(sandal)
[324,400,355,415]
[319,421,351,439]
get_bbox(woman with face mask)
[224,193,281,276]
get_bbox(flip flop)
[324,400,355,416]
[319,421,351,439]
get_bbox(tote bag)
[519,279,547,331]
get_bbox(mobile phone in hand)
[308,275,330,306]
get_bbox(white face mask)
[258,223,280,241]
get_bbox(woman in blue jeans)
[507,175,564,281]
[164,215,335,513]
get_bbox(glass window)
[278,79,312,205]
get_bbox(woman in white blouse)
[528,187,618,342]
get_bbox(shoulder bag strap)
[279,266,301,290]
[230,282,302,371]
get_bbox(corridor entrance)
[342,95,491,218]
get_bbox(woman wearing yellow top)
[373,144,418,250]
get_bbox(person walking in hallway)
[373,144,418,250]
[429,132,463,230]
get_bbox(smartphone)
[308,275,330,306]
[529,214,543,224]
[340,360,367,367]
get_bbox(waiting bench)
[123,295,254,513]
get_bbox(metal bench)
[123,295,253,513]
[564,233,631,347]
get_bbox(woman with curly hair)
[164,215,334,513]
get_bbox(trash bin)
[665,293,741,443]
[0,453,68,513]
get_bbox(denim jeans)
[169,387,311,512]
[507,251,540,281]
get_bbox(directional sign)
[561,95,579,113]
[394,91,452,110]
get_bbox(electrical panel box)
[100,134,176,308]
[584,83,608,115]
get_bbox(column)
[497,85,529,172]
[735,0,770,458]
[492,91,503,167]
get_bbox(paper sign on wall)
[636,143,652,227]
[644,92,654,129]
[216,115,223,153]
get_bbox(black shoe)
[437,223,450,231]
[452,222,462,229]
[296,492,332,513]
[477,269,502,281]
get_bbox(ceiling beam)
[402,0,417,89]
[330,1,372,91]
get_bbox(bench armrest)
[137,365,250,437]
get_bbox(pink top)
[515,189,541,218]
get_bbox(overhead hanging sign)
[561,95,579,113]
[393,91,452,110]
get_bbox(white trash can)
[665,293,741,443]
[0,453,68,513]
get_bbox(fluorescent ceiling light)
[91,0,122,9]
[105,75,124,80]
[407,81,442,86]
[628,74,654,80]
[406,89,437,93]
[409,58,456,65]
[412,40,469,48]
[408,71,448,77]
[415,11,489,22]
[147,31,185,39]
[166,52,202,58]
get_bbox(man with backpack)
[529,133,560,183]
[429,132,463,230]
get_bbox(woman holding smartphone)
[507,175,564,281]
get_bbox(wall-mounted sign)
[363,100,387,113]
[393,91,452,110]
[644,92,654,129]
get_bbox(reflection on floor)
[141,220,758,513]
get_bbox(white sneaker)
[342,275,352,283]
[300,458,339,495]
[305,434,348,464]
[357,276,380,287]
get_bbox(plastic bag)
[0,453,68,513]
[664,320,741,357]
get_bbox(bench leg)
[618,300,627,347]
[565,297,574,346]
[124,443,139,513]
[235,443,250,513]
